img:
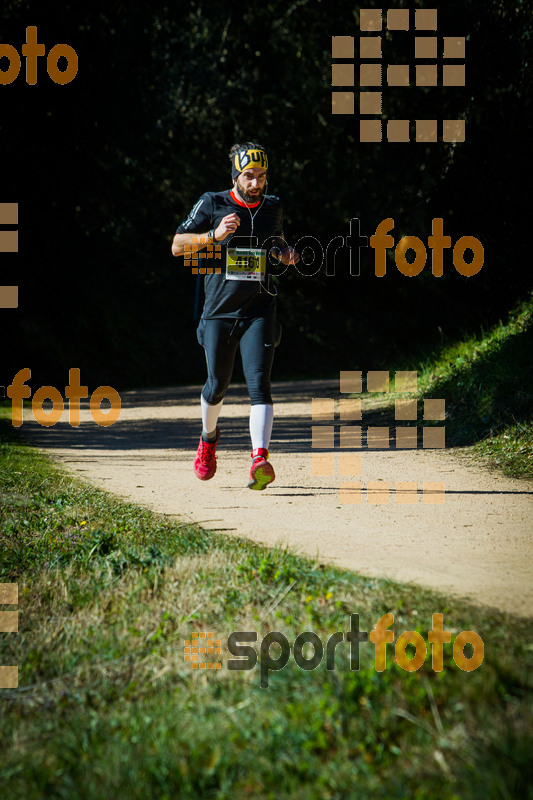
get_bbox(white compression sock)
[249,404,274,452]
[201,396,223,438]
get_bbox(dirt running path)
[20,381,533,618]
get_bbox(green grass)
[358,293,533,480]
[416,293,533,479]
[1,413,532,799]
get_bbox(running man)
[171,142,299,490]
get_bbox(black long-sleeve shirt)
[176,189,284,319]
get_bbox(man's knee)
[202,379,228,406]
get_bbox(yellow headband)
[232,148,268,178]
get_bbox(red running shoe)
[247,448,275,490]
[194,427,219,481]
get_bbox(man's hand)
[276,246,300,266]
[215,213,241,241]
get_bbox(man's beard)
[236,179,265,204]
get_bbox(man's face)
[235,167,267,203]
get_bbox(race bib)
[226,248,266,281]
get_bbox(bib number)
[226,248,266,281]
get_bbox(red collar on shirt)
[230,189,261,209]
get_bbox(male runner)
[171,142,299,490]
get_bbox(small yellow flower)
[80,521,87,526]
[305,595,313,603]
[325,592,333,600]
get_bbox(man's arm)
[171,213,242,258]
[171,231,209,258]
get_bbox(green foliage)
[238,548,309,586]
[418,294,533,477]
[474,422,533,480]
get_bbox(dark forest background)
[1,0,531,391]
